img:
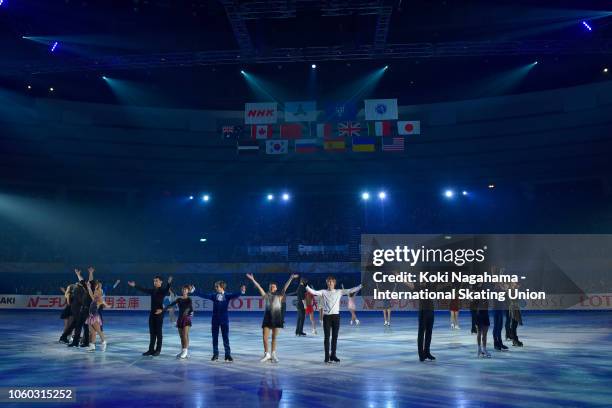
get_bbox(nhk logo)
[247,109,275,117]
[245,102,277,124]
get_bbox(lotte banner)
[244,102,278,124]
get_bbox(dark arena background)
[1,1,612,407]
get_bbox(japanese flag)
[397,121,420,135]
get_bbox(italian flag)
[368,121,392,137]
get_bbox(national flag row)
[222,120,420,140]
[236,135,407,155]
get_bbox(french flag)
[316,123,332,139]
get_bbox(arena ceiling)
[0,1,611,193]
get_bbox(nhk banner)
[1,294,611,311]
[245,102,278,124]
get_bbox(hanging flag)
[284,101,317,122]
[324,101,357,121]
[364,99,398,121]
[295,139,319,153]
[222,125,243,139]
[315,123,332,139]
[382,136,405,152]
[352,136,376,152]
[280,123,303,139]
[323,137,346,152]
[237,140,260,155]
[251,125,273,139]
[245,102,278,124]
[367,121,393,137]
[266,140,289,155]
[397,120,420,135]
[338,122,361,137]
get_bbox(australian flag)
[222,125,243,139]
[324,101,357,121]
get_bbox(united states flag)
[382,136,405,152]
[338,121,361,137]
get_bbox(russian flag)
[295,139,319,153]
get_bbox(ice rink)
[0,310,611,407]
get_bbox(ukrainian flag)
[352,136,376,152]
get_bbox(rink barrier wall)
[0,294,611,311]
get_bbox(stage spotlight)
[199,238,207,242]
[202,194,210,202]
[582,21,592,31]
[281,193,290,201]
[0,0,4,6]
[27,85,31,90]
[462,190,468,196]
[533,61,538,65]
[311,64,316,69]
[361,192,370,201]
[266,194,274,201]
[378,191,387,200]
[488,184,495,189]
[102,76,107,80]
[444,190,454,198]
[384,65,389,70]
[49,87,54,92]
[50,41,58,52]
[604,68,609,73]
[188,195,194,200]
[240,70,245,75]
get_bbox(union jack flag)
[338,121,361,137]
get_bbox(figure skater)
[492,272,509,351]
[128,275,173,356]
[306,276,362,363]
[95,272,120,333]
[508,282,524,347]
[295,277,308,336]
[79,266,97,348]
[449,285,460,330]
[246,273,297,363]
[475,283,491,358]
[60,269,89,347]
[78,270,108,352]
[305,291,318,334]
[470,299,478,334]
[342,284,360,326]
[191,281,246,362]
[59,285,73,336]
[163,285,194,359]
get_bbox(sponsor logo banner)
[245,102,278,124]
[1,294,611,311]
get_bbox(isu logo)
[247,109,275,118]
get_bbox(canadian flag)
[251,125,273,139]
[397,121,420,135]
